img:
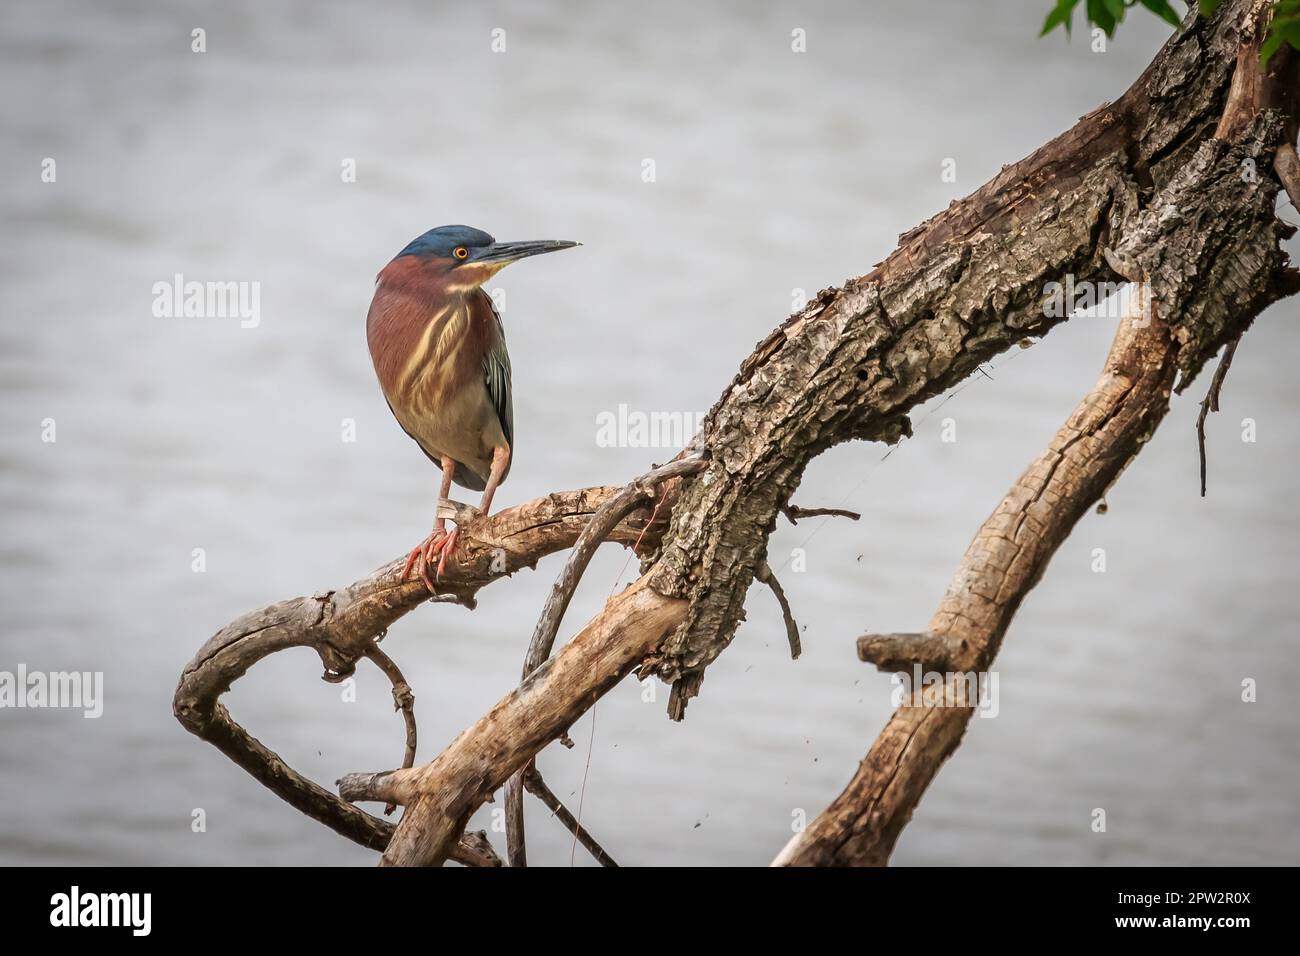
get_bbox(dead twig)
[781,505,862,525]
[362,644,417,815]
[523,766,619,867]
[1196,338,1239,497]
[755,561,801,660]
[856,631,961,673]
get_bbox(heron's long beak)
[475,239,580,263]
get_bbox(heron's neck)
[368,259,489,400]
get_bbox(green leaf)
[1260,14,1300,66]
[1138,0,1184,29]
[1198,0,1221,17]
[1040,0,1081,36]
[1259,29,1285,64]
[1088,0,1117,35]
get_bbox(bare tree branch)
[451,830,504,868]
[1196,338,1240,497]
[644,0,1263,722]
[366,577,685,866]
[361,644,416,816]
[755,562,802,660]
[856,632,961,673]
[522,767,619,868]
[173,483,686,857]
[506,454,705,865]
[776,259,1180,867]
[781,505,861,525]
[775,105,1295,866]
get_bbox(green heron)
[367,224,579,590]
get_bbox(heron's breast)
[396,303,472,412]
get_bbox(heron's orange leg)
[403,457,457,592]
[401,447,511,589]
[477,445,511,517]
[424,446,509,579]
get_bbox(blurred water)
[1,0,1297,866]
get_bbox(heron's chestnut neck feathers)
[367,255,500,409]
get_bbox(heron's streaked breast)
[397,299,473,415]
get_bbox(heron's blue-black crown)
[397,225,495,259]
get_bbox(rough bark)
[774,117,1295,867]
[643,1,1259,719]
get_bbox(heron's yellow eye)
[453,246,469,260]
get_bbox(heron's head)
[394,224,579,289]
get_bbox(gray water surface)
[1,0,1297,866]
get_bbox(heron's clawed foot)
[430,527,460,581]
[402,526,462,592]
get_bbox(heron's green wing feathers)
[483,297,513,450]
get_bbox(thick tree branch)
[364,577,685,866]
[793,301,1182,866]
[505,454,705,865]
[173,483,685,856]
[775,274,1179,866]
[774,114,1294,866]
[643,0,1259,719]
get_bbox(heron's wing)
[384,396,438,464]
[482,296,513,450]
